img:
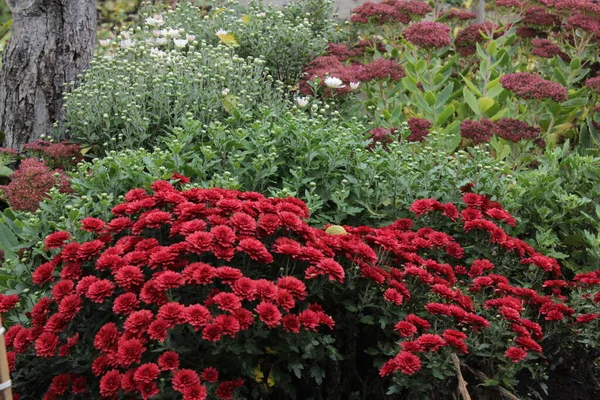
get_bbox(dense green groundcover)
[0,0,600,399]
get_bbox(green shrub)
[64,35,287,151]
[504,144,600,272]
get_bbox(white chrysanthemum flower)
[150,48,166,58]
[216,29,228,36]
[186,34,196,42]
[98,39,111,47]
[324,76,345,89]
[296,97,309,107]
[145,14,164,27]
[166,28,180,38]
[174,38,188,48]
[222,88,230,96]
[350,81,361,90]
[155,37,168,46]
[120,39,135,49]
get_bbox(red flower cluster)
[460,119,497,144]
[5,180,599,396]
[403,21,452,49]
[586,76,600,95]
[438,9,477,22]
[326,40,387,62]
[22,140,83,170]
[531,38,565,59]
[299,56,362,96]
[455,23,502,56]
[494,118,541,142]
[358,58,406,82]
[351,0,432,25]
[406,118,432,142]
[500,73,568,102]
[0,158,72,212]
[522,6,561,28]
[495,0,523,8]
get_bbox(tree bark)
[0,0,96,149]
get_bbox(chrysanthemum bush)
[1,178,599,399]
[65,31,286,151]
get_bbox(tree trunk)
[0,0,96,149]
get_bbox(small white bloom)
[256,12,266,17]
[324,76,345,89]
[98,39,111,47]
[350,81,361,90]
[145,14,164,27]
[222,88,230,96]
[155,37,168,46]
[296,97,309,107]
[216,29,228,36]
[166,28,180,38]
[174,38,188,48]
[186,34,196,42]
[121,32,131,40]
[150,47,166,58]
[120,39,135,49]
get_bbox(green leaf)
[0,165,13,176]
[463,87,480,115]
[435,82,454,110]
[478,97,494,113]
[401,76,419,94]
[289,362,304,379]
[553,67,568,87]
[461,75,483,97]
[424,91,436,106]
[436,104,455,126]
[570,57,581,71]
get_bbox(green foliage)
[505,144,600,272]
[64,38,286,151]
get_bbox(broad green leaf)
[461,75,483,97]
[436,104,455,126]
[401,76,419,94]
[0,165,13,176]
[478,97,494,113]
[553,67,568,87]
[435,82,454,110]
[463,87,480,115]
[570,57,581,71]
[424,91,436,106]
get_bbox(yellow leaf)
[325,225,348,235]
[265,346,278,355]
[212,7,226,18]
[253,365,264,383]
[217,33,239,47]
[241,15,250,24]
[80,146,92,155]
[267,369,275,387]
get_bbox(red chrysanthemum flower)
[201,367,219,383]
[134,363,160,384]
[504,346,528,362]
[44,231,71,250]
[99,370,122,397]
[86,279,115,303]
[158,351,180,371]
[255,302,282,328]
